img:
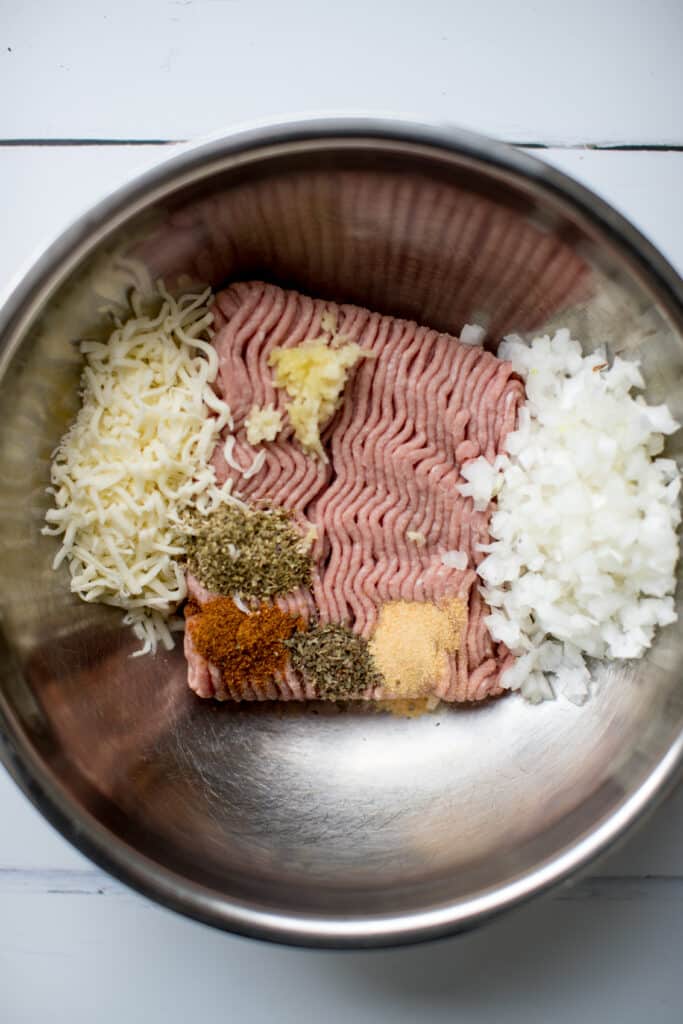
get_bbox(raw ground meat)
[185,282,524,702]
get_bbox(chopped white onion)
[460,323,486,347]
[478,329,680,703]
[440,549,468,571]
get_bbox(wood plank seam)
[1,140,683,152]
[1,869,682,898]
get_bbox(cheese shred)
[43,283,239,654]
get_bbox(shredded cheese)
[43,283,239,654]
[223,434,266,479]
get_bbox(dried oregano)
[285,623,383,699]
[185,504,311,599]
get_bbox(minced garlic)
[268,336,368,461]
[245,403,283,446]
[370,598,467,698]
[320,310,338,335]
[406,530,426,546]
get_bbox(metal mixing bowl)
[0,119,682,949]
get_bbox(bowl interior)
[0,129,682,944]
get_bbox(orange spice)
[189,596,303,693]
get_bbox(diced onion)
[473,329,680,704]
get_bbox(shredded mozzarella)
[43,283,238,654]
[223,435,266,480]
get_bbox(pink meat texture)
[186,282,524,703]
[136,171,590,342]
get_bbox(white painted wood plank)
[0,768,87,870]
[1,881,682,1023]
[0,145,168,298]
[540,149,683,274]
[2,0,682,145]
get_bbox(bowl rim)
[1,115,682,949]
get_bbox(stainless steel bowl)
[0,119,682,949]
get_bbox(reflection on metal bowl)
[0,119,681,948]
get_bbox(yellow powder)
[370,598,467,698]
[373,697,441,718]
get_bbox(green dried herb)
[185,504,311,598]
[285,623,383,700]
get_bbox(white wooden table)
[2,2,683,1021]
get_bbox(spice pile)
[188,596,303,695]
[286,624,383,699]
[183,496,469,701]
[185,505,311,600]
[46,279,482,703]
[44,276,682,708]
[370,599,468,697]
